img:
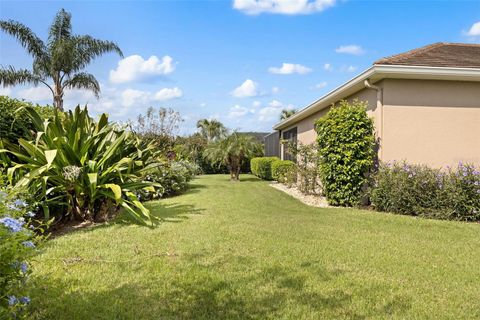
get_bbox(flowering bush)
[0,187,44,319]
[370,161,480,221]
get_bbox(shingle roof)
[374,42,480,68]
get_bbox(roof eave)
[273,64,480,130]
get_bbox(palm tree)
[196,119,227,142]
[204,132,262,181]
[280,109,296,120]
[0,9,123,110]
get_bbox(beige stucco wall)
[381,79,480,167]
[280,78,480,167]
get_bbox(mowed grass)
[29,175,480,319]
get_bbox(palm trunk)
[53,75,64,111]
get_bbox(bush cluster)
[0,96,54,145]
[250,157,279,180]
[0,187,45,318]
[139,160,199,201]
[370,162,480,221]
[271,160,296,184]
[316,100,375,206]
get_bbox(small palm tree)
[280,109,296,120]
[196,118,227,142]
[0,8,123,110]
[204,132,262,181]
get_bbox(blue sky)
[1,0,479,134]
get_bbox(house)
[273,43,480,167]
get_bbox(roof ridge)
[374,42,445,65]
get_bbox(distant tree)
[203,132,262,181]
[131,106,184,151]
[196,119,227,142]
[0,8,123,110]
[280,109,296,120]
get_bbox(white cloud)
[200,102,207,107]
[109,55,175,83]
[121,89,150,107]
[268,63,312,74]
[258,99,294,122]
[233,0,336,15]
[271,86,280,94]
[340,65,357,72]
[17,86,52,101]
[154,87,183,101]
[335,45,365,55]
[323,63,333,71]
[252,100,262,107]
[228,104,251,118]
[232,79,259,98]
[467,21,480,36]
[313,81,327,89]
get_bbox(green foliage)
[0,96,54,145]
[0,106,161,225]
[250,157,279,180]
[196,119,227,142]
[0,188,45,318]
[316,100,376,206]
[371,161,480,221]
[138,160,199,201]
[204,132,262,181]
[285,142,321,194]
[271,160,296,184]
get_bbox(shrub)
[316,100,375,206]
[0,187,45,318]
[0,106,163,225]
[370,162,480,221]
[271,160,296,184]
[0,96,54,145]
[139,160,199,200]
[250,157,279,180]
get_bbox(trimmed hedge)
[250,157,279,180]
[371,161,480,221]
[316,100,375,206]
[271,160,296,183]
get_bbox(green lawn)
[29,175,480,319]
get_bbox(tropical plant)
[279,109,296,120]
[204,132,262,181]
[196,119,227,142]
[0,8,123,110]
[316,100,375,205]
[0,106,161,225]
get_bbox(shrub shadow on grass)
[29,260,412,319]
[148,202,205,223]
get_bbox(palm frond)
[62,72,100,97]
[0,20,47,59]
[68,35,123,72]
[0,66,42,87]
[48,8,72,45]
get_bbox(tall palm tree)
[0,8,123,110]
[280,109,296,121]
[196,119,227,142]
[203,132,262,181]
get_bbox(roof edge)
[273,64,480,130]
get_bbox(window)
[282,127,297,161]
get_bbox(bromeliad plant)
[0,106,161,225]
